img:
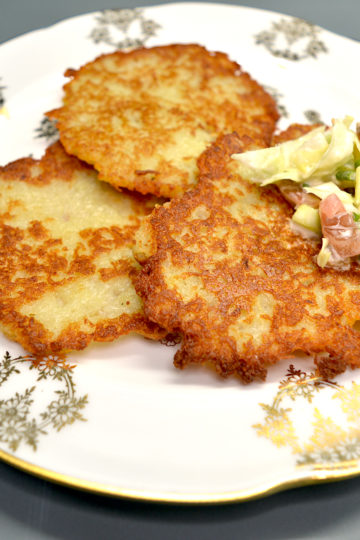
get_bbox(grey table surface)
[1,1,360,539]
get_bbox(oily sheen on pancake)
[48,44,278,198]
[0,142,165,355]
[135,133,360,383]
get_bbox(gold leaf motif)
[253,364,360,468]
[0,351,88,452]
[255,17,328,61]
[334,382,360,423]
[89,8,161,50]
[254,405,299,450]
[303,408,347,452]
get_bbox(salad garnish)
[232,117,360,269]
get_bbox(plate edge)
[1,447,360,504]
[1,0,360,504]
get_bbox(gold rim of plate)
[1,447,360,504]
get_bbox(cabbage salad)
[232,117,360,269]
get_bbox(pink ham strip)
[277,180,320,209]
[319,193,360,258]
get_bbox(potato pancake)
[47,44,278,198]
[0,142,165,355]
[135,133,360,383]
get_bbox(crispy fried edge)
[135,132,360,382]
[0,142,166,355]
[47,44,279,198]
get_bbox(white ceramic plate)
[1,2,360,503]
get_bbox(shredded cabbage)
[232,117,358,187]
[317,238,331,268]
[231,117,360,269]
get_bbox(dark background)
[1,1,360,538]
[1,0,359,43]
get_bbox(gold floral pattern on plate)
[89,8,161,50]
[255,17,328,61]
[35,117,58,142]
[254,364,360,467]
[0,352,88,452]
[0,78,5,107]
[0,78,7,117]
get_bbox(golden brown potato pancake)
[48,44,278,198]
[271,123,322,145]
[0,142,165,355]
[135,132,360,383]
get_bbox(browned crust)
[135,132,360,383]
[0,309,163,356]
[48,44,279,198]
[272,123,323,145]
[0,142,166,354]
[0,142,93,185]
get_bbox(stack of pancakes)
[3,43,355,383]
